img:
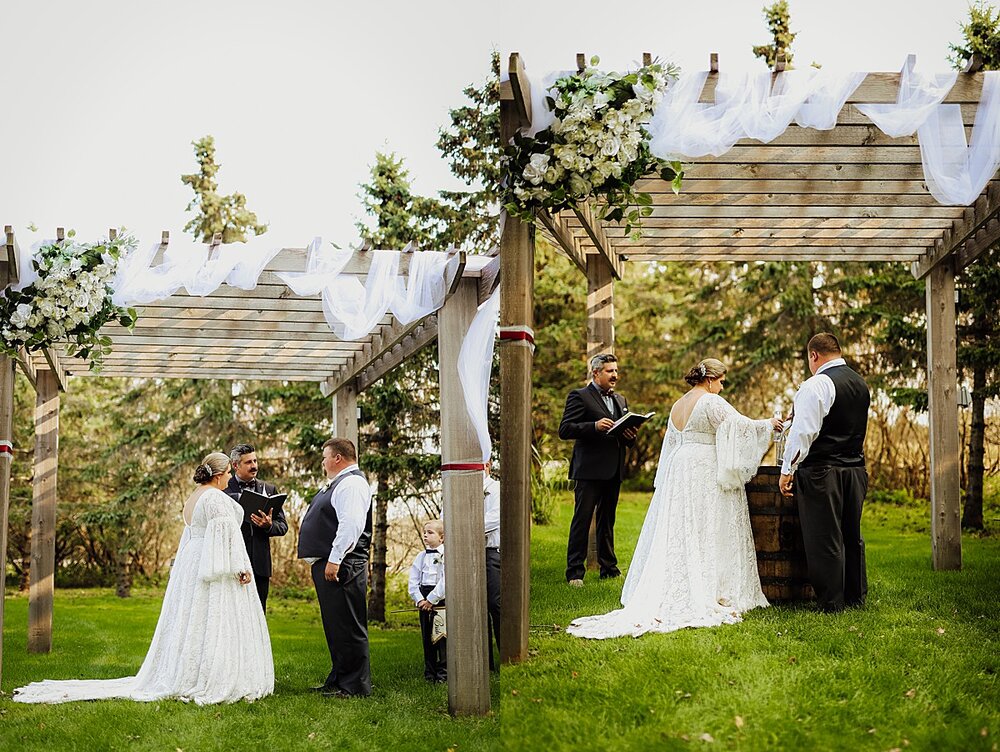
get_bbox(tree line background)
[5,4,999,619]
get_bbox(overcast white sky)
[0,0,975,249]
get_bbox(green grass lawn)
[1,587,499,751]
[500,491,1000,752]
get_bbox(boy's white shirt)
[407,545,446,606]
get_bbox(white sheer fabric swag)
[457,287,500,462]
[518,57,1000,210]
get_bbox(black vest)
[297,468,372,564]
[800,364,870,468]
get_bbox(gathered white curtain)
[521,57,1000,208]
[457,287,500,462]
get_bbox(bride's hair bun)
[193,452,232,484]
[683,358,728,386]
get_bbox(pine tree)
[752,1,796,68]
[181,135,268,244]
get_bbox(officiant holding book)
[559,354,639,585]
[226,442,288,612]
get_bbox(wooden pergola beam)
[536,210,588,275]
[912,183,1000,279]
[506,52,532,129]
[572,203,622,279]
[698,70,989,104]
[14,348,37,390]
[2,225,18,285]
[357,317,439,392]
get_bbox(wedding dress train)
[567,394,772,639]
[14,488,274,704]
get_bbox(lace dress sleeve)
[710,396,775,490]
[197,489,253,582]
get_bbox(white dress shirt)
[592,380,615,414]
[407,546,446,605]
[303,464,373,565]
[781,358,845,475]
[484,476,500,549]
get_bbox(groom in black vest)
[225,443,287,613]
[559,353,637,585]
[780,333,871,612]
[298,437,373,697]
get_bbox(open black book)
[237,489,287,525]
[607,410,655,438]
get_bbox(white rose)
[592,91,610,110]
[568,174,592,196]
[522,152,551,186]
[601,137,621,157]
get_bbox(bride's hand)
[770,417,784,431]
[237,571,252,585]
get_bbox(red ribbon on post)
[499,325,535,345]
[0,440,13,456]
[441,463,487,472]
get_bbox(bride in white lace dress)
[14,452,274,704]
[568,359,781,639]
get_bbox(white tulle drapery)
[919,71,1000,205]
[854,60,958,137]
[457,287,500,462]
[518,57,1000,208]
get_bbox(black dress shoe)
[310,684,335,693]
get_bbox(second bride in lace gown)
[14,452,274,704]
[568,359,781,639]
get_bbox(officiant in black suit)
[226,443,287,612]
[559,353,637,585]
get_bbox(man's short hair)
[322,437,357,462]
[589,353,618,374]
[807,333,842,356]
[230,443,255,465]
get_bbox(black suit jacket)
[225,476,288,578]
[558,382,634,481]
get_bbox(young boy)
[407,520,446,682]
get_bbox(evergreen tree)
[752,1,796,68]
[181,135,268,244]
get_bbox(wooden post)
[28,369,59,652]
[332,381,359,448]
[0,227,17,684]
[438,278,490,716]
[585,256,615,571]
[926,259,962,570]
[500,53,535,665]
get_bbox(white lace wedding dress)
[567,393,773,639]
[14,488,274,704]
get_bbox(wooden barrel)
[746,466,814,602]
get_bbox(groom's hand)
[325,562,340,582]
[596,418,614,432]
[779,473,794,497]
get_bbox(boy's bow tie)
[425,548,440,555]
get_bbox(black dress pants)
[311,558,372,696]
[795,464,868,612]
[566,477,622,581]
[418,584,446,681]
[255,575,269,613]
[486,547,501,670]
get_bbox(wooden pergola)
[499,52,992,663]
[0,229,499,716]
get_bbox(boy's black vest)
[800,364,870,468]
[297,468,372,564]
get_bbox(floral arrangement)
[0,231,138,368]
[503,56,684,239]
